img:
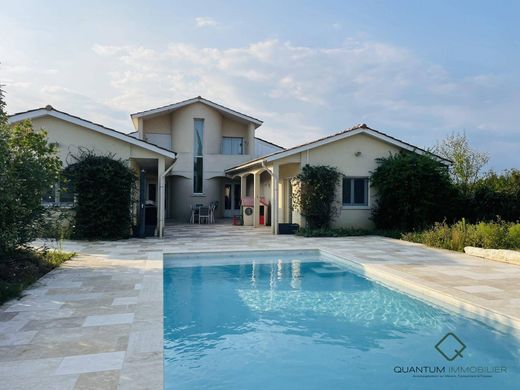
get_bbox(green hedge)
[64,151,136,240]
[402,219,520,251]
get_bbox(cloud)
[2,37,518,170]
[195,17,218,28]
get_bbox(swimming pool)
[163,250,520,389]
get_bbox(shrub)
[403,220,520,251]
[370,152,457,231]
[291,164,342,229]
[64,151,136,240]
[296,227,402,238]
[0,88,62,256]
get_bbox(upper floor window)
[342,177,369,207]
[194,119,204,156]
[221,137,243,155]
[193,119,204,193]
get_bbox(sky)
[1,0,519,170]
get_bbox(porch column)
[157,158,165,236]
[253,171,260,227]
[240,174,247,201]
[271,164,279,234]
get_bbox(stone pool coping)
[1,226,520,389]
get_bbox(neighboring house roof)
[226,124,451,173]
[8,105,177,159]
[255,137,285,150]
[130,96,263,127]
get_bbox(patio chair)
[209,202,217,224]
[189,204,203,224]
[198,206,210,224]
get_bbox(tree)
[434,131,489,193]
[370,152,457,231]
[291,165,342,229]
[0,87,62,256]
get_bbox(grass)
[0,248,74,305]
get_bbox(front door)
[224,182,241,218]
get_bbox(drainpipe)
[159,159,177,238]
[261,160,279,235]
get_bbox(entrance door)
[224,182,241,218]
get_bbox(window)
[59,180,75,205]
[41,180,75,206]
[342,177,369,206]
[221,137,243,155]
[193,119,204,193]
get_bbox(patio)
[1,223,520,389]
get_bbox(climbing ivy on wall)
[64,150,136,240]
[292,164,342,229]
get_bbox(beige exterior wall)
[142,102,257,220]
[257,133,402,230]
[304,133,400,229]
[32,116,167,165]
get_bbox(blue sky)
[1,0,519,169]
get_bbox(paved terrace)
[1,222,520,389]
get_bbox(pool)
[163,250,520,389]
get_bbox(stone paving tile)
[74,370,120,390]
[55,351,125,375]
[82,313,135,327]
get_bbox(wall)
[305,133,401,229]
[32,116,132,165]
[142,102,258,221]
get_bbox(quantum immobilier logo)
[434,332,466,361]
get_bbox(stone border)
[464,246,520,266]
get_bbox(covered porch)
[227,157,303,234]
[130,156,175,238]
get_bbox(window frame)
[41,181,76,208]
[193,118,205,194]
[221,136,244,155]
[342,177,370,209]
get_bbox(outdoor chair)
[198,206,210,224]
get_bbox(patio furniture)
[199,206,210,224]
[189,204,204,224]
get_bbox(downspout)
[159,159,177,238]
[262,160,279,234]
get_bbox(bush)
[296,227,402,238]
[463,169,520,222]
[0,88,62,256]
[64,151,136,240]
[370,152,457,231]
[403,219,520,251]
[291,164,342,229]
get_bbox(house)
[8,96,448,236]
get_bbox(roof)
[255,137,285,150]
[8,105,177,159]
[226,124,451,173]
[130,96,263,127]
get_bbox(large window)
[342,177,369,207]
[221,137,243,155]
[193,119,204,193]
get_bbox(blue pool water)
[163,251,520,389]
